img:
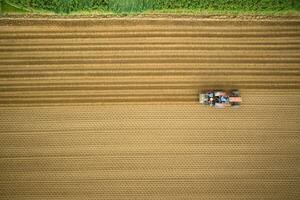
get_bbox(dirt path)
[0,16,300,199]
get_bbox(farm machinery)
[199,90,242,108]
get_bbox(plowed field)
[0,16,300,199]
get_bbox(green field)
[1,0,300,14]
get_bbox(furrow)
[1,46,300,52]
[1,32,299,39]
[1,37,299,45]
[1,58,299,65]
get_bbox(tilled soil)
[0,16,300,199]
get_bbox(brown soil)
[0,16,299,199]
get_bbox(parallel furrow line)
[2,47,300,52]
[1,58,299,65]
[1,32,299,39]
[1,28,300,33]
[2,42,300,47]
[0,68,299,74]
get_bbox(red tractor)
[199,90,242,108]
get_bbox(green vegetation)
[109,0,154,13]
[0,0,28,13]
[1,0,299,14]
[2,0,108,13]
[153,0,300,13]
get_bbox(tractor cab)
[207,91,229,105]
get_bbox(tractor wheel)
[231,90,240,97]
[232,102,240,108]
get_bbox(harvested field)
[0,16,300,199]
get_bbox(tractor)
[199,90,242,108]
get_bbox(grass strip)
[2,0,300,14]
